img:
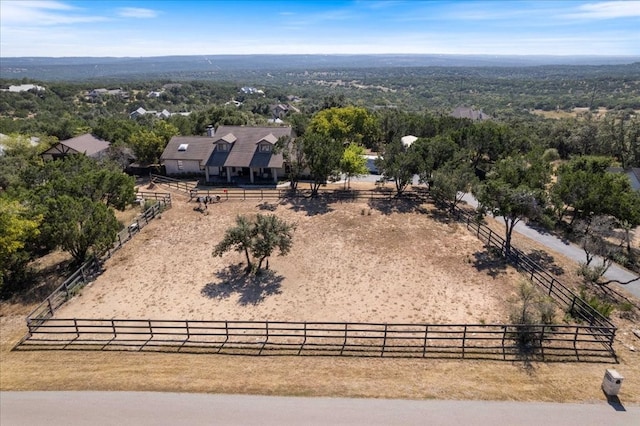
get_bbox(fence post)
[570,296,577,315]
[462,325,467,358]
[502,326,507,360]
[74,318,80,340]
[47,297,54,317]
[539,325,546,360]
[341,323,348,355]
[423,325,428,357]
[381,324,388,357]
[298,322,307,355]
[185,320,190,341]
[487,229,493,247]
[112,319,117,339]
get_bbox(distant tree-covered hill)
[1,54,638,82]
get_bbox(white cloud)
[0,1,107,25]
[566,1,640,19]
[118,7,159,19]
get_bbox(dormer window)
[259,143,272,153]
[178,144,188,151]
[217,142,228,152]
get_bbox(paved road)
[1,392,638,426]
[458,193,640,299]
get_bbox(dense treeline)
[1,65,639,299]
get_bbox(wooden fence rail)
[18,319,615,362]
[448,202,616,336]
[20,187,617,361]
[150,173,197,193]
[189,188,407,202]
[25,193,172,323]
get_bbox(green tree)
[45,195,120,264]
[129,129,165,165]
[474,153,551,254]
[411,134,459,185]
[251,214,296,271]
[550,156,630,224]
[275,135,305,191]
[339,144,368,189]
[301,132,343,197]
[376,139,421,195]
[36,155,135,211]
[431,161,478,212]
[212,214,295,274]
[0,197,42,295]
[308,106,380,148]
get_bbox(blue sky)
[1,1,639,57]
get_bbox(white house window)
[217,142,228,151]
[259,143,271,153]
[177,160,184,170]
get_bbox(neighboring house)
[88,88,129,100]
[1,84,45,92]
[129,107,190,119]
[240,86,264,95]
[451,106,491,121]
[401,135,418,148]
[160,125,294,184]
[272,103,301,119]
[129,107,152,119]
[148,90,164,98]
[41,134,110,161]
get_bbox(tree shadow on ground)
[526,249,565,276]
[202,263,283,305]
[422,204,458,224]
[471,249,508,278]
[284,196,333,216]
[368,197,427,215]
[256,201,279,211]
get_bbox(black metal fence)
[18,319,615,362]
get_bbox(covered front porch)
[205,166,281,184]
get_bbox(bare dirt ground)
[1,182,639,403]
[53,189,517,324]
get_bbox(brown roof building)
[41,133,111,161]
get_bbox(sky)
[0,0,639,57]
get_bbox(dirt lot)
[52,189,517,324]
[1,182,639,402]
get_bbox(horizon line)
[3,53,640,60]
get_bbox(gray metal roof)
[161,136,216,163]
[205,126,293,169]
